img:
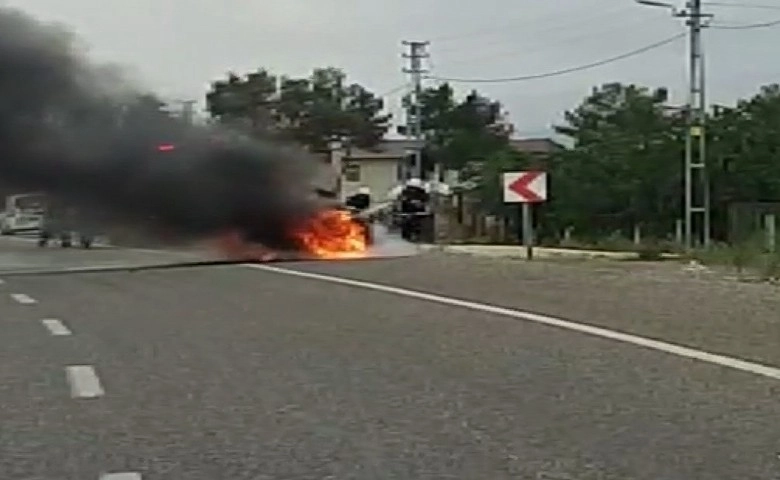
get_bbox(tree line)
[139,66,780,244]
[548,82,780,243]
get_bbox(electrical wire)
[378,83,409,97]
[434,16,674,70]
[704,0,780,28]
[426,32,685,84]
[710,17,780,28]
[704,1,780,10]
[431,6,643,57]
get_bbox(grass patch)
[689,236,780,282]
[558,234,679,261]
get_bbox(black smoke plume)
[0,7,326,250]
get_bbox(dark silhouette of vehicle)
[38,198,96,248]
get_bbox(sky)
[3,0,780,140]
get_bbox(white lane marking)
[0,278,5,284]
[41,318,72,336]
[65,365,105,398]
[100,473,142,480]
[10,293,36,304]
[250,264,780,381]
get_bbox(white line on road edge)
[100,473,142,480]
[250,264,780,382]
[41,318,72,336]
[66,365,105,398]
[10,293,36,304]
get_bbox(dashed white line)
[65,365,105,398]
[100,473,142,480]
[251,264,780,382]
[41,318,72,336]
[10,293,36,304]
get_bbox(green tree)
[708,84,780,240]
[206,67,391,152]
[552,82,682,238]
[415,83,512,173]
[709,84,780,202]
[206,69,277,132]
[410,82,516,222]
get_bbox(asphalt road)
[0,235,778,479]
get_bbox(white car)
[1,209,43,235]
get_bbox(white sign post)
[502,171,548,260]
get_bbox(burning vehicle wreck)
[212,169,375,263]
[218,207,373,262]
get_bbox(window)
[343,162,360,182]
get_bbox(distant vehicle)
[386,180,432,242]
[38,199,96,248]
[0,192,46,235]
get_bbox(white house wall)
[341,158,401,201]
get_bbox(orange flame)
[292,208,368,259]
[209,209,368,262]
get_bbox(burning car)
[300,184,376,256]
[213,204,372,262]
[213,176,375,262]
[292,206,372,258]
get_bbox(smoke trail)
[0,7,325,250]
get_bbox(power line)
[377,83,409,98]
[426,33,685,84]
[704,0,780,28]
[710,17,780,28]
[704,1,780,10]
[433,17,674,70]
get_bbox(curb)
[418,244,680,261]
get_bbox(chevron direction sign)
[502,171,547,203]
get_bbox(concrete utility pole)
[402,41,429,180]
[179,100,196,125]
[162,99,197,125]
[169,99,196,125]
[636,0,712,249]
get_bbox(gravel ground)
[288,251,780,368]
